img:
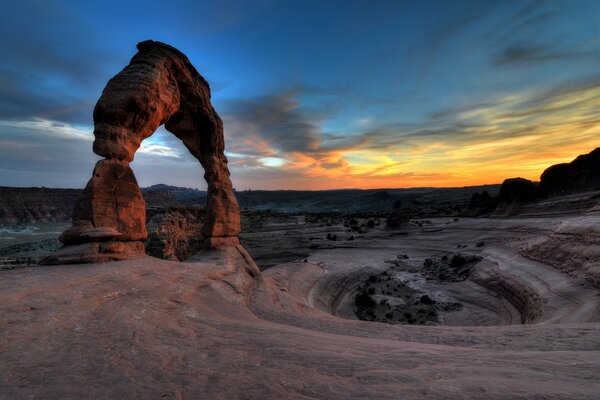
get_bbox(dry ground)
[1,213,599,399]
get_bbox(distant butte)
[44,41,241,264]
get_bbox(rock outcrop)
[463,191,498,217]
[145,206,205,261]
[497,178,539,204]
[44,40,240,264]
[539,147,600,196]
[492,147,599,216]
[493,178,539,216]
[386,200,409,228]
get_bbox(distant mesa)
[43,40,241,265]
[490,147,600,216]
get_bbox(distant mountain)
[0,187,81,225]
[142,184,204,192]
[233,186,502,214]
[0,184,502,225]
[142,184,206,204]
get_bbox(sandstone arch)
[46,40,240,264]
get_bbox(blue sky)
[0,0,598,189]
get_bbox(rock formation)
[462,190,498,217]
[492,147,599,216]
[497,177,539,204]
[492,177,539,216]
[44,40,240,264]
[145,206,205,261]
[386,200,409,228]
[539,147,600,196]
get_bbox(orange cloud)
[223,77,599,190]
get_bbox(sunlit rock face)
[44,40,240,264]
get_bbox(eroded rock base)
[42,241,146,265]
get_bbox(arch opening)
[44,40,240,264]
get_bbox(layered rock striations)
[0,187,80,224]
[44,40,240,264]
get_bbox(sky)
[0,0,598,190]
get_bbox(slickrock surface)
[2,212,600,399]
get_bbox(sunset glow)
[0,0,598,190]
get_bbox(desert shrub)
[450,254,467,268]
[423,258,436,268]
[420,295,435,305]
[354,291,375,308]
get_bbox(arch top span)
[93,40,225,164]
[45,40,241,264]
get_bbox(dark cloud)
[491,43,594,67]
[481,1,597,68]
[222,89,322,153]
[0,68,95,124]
[0,120,96,187]
[0,1,129,125]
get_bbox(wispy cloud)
[491,42,596,67]
[0,0,598,190]
[221,74,599,188]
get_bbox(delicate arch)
[46,41,240,264]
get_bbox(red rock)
[45,40,240,264]
[145,206,205,261]
[59,159,147,245]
